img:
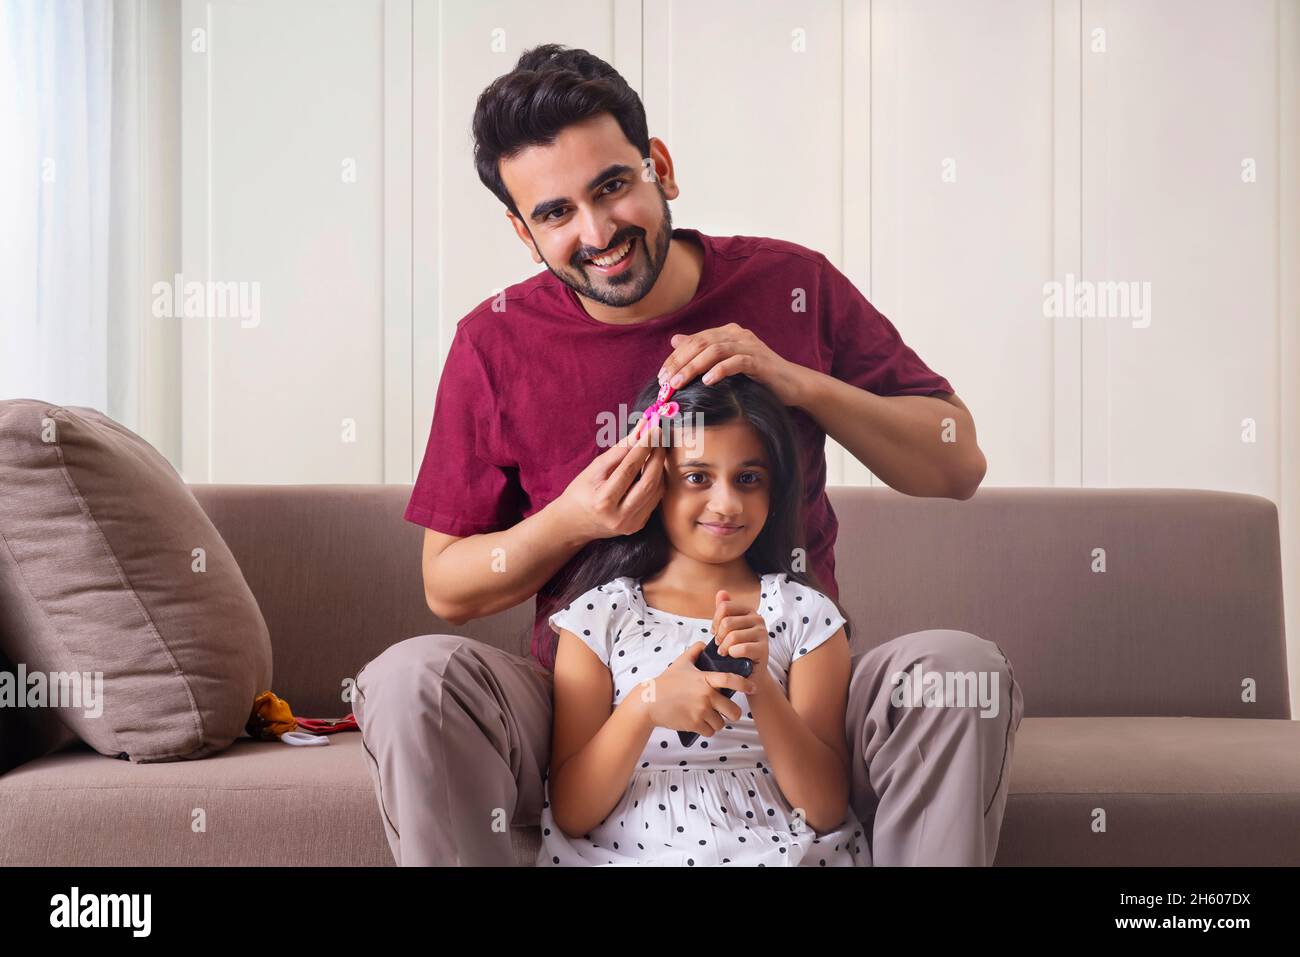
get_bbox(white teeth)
[590,238,632,267]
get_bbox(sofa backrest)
[189,484,1289,720]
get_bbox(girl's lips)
[698,522,744,537]
[585,236,636,275]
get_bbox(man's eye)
[601,179,626,196]
[546,207,567,221]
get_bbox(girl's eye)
[684,472,763,486]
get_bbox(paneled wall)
[177,0,1299,704]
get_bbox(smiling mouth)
[585,236,635,267]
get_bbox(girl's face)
[658,420,771,563]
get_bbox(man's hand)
[656,324,812,407]
[555,421,667,543]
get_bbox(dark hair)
[537,373,853,670]
[471,44,652,219]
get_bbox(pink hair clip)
[635,380,680,437]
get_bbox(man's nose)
[577,207,617,256]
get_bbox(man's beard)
[537,190,674,308]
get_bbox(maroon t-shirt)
[405,227,954,670]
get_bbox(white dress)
[536,571,869,867]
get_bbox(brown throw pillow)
[0,399,272,762]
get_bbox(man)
[354,43,1023,866]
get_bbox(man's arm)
[420,424,668,625]
[794,371,987,500]
[419,500,588,625]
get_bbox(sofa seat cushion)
[999,716,1300,865]
[0,734,391,866]
[5,717,1296,866]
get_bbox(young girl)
[536,372,868,866]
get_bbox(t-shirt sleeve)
[789,585,848,662]
[548,586,618,667]
[404,324,522,536]
[818,254,955,398]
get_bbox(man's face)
[658,421,771,565]
[500,113,677,308]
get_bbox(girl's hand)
[711,590,773,692]
[640,642,756,737]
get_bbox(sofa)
[1,483,1295,866]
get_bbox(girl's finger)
[718,624,765,656]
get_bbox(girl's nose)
[707,484,744,517]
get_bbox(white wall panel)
[182,0,388,482]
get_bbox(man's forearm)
[794,368,986,499]
[428,498,589,623]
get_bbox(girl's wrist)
[749,665,779,698]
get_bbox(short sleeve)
[404,325,522,536]
[548,583,626,667]
[818,254,955,398]
[789,584,847,661]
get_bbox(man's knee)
[355,633,476,719]
[860,629,1018,719]
[867,628,1010,676]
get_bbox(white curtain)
[0,0,142,426]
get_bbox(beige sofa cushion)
[0,400,271,762]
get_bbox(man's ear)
[506,212,542,263]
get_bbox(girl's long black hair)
[537,372,853,670]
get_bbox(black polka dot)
[826,617,831,625]
[586,603,594,610]
[802,616,809,624]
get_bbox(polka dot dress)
[537,572,868,867]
